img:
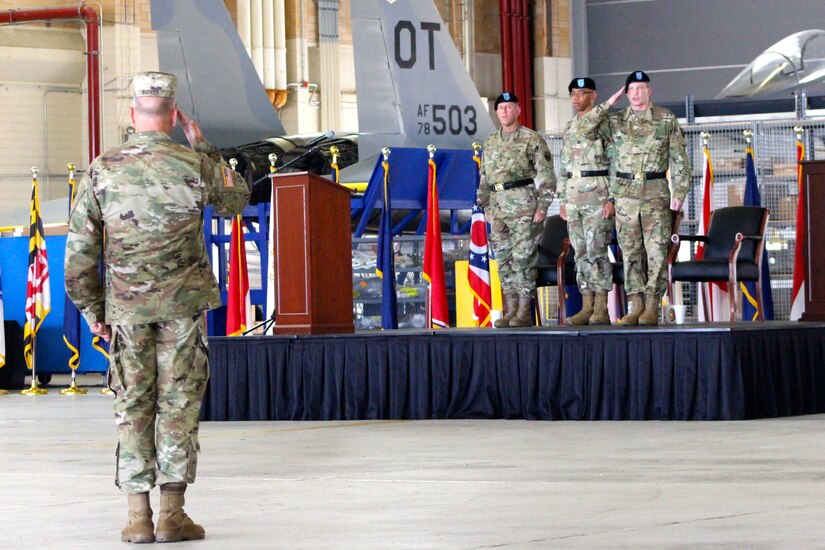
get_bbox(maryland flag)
[790,137,806,320]
[423,156,449,328]
[226,215,250,335]
[23,172,51,369]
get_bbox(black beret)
[568,77,596,93]
[625,70,650,92]
[494,91,518,110]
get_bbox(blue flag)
[63,171,82,370]
[375,157,398,329]
[741,148,774,321]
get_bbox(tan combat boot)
[155,482,205,543]
[620,293,644,325]
[508,295,534,327]
[494,293,519,328]
[588,291,611,325]
[122,492,154,544]
[638,293,661,326]
[567,291,594,325]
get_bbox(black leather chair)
[667,206,769,322]
[535,215,577,324]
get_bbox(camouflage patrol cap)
[568,77,596,93]
[132,71,177,99]
[624,70,650,92]
[494,91,518,110]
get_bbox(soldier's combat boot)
[508,295,534,327]
[588,291,611,325]
[567,291,594,325]
[638,293,661,326]
[494,293,519,328]
[122,492,154,544]
[620,293,644,326]
[155,482,205,543]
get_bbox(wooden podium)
[800,161,825,321]
[271,171,354,334]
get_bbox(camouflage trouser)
[109,314,209,494]
[567,203,614,292]
[614,197,671,297]
[487,187,543,297]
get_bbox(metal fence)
[545,115,825,320]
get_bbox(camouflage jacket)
[587,101,691,201]
[64,131,249,325]
[557,111,611,206]
[476,125,557,212]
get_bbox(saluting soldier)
[64,72,249,543]
[587,71,690,325]
[558,77,614,325]
[476,91,557,327]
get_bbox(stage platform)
[200,322,825,421]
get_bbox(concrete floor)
[2,376,825,549]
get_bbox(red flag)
[697,145,728,321]
[790,139,806,320]
[423,158,449,328]
[226,215,250,336]
[23,174,51,369]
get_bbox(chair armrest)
[735,233,763,242]
[670,234,708,244]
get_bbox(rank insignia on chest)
[222,167,234,188]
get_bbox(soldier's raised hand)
[607,87,624,107]
[176,108,205,148]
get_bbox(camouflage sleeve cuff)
[193,139,218,156]
[81,306,104,326]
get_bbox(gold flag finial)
[743,129,753,144]
[472,142,481,155]
[67,162,75,173]
[700,131,710,147]
[31,166,39,179]
[427,144,436,159]
[329,145,339,165]
[381,147,391,161]
[229,158,238,171]
[794,125,804,141]
[268,153,278,172]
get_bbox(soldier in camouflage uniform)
[476,91,556,327]
[587,71,690,325]
[64,72,249,544]
[558,77,614,325]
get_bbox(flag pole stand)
[60,369,88,395]
[21,338,48,395]
[0,388,8,396]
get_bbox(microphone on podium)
[305,130,334,149]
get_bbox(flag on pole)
[376,152,398,329]
[63,165,81,369]
[23,171,51,369]
[226,215,251,335]
[468,205,492,327]
[0,265,6,369]
[697,144,729,321]
[741,147,774,321]
[468,149,492,327]
[790,137,806,320]
[423,155,449,328]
